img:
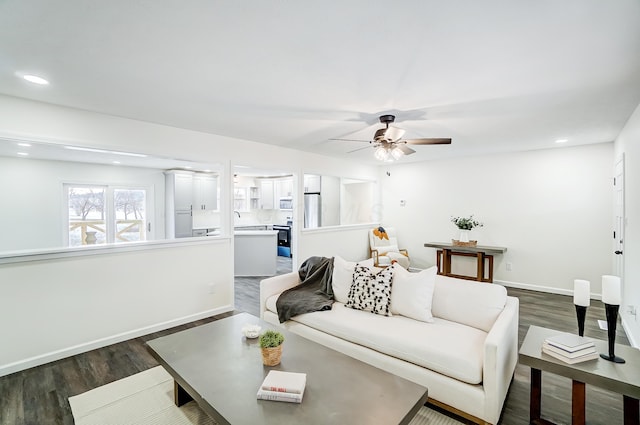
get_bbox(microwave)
[279,197,293,210]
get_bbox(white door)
[613,156,624,278]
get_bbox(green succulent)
[259,330,284,348]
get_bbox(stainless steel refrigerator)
[304,193,321,228]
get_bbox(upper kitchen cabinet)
[304,174,321,193]
[193,174,218,211]
[275,178,293,199]
[165,170,219,238]
[258,179,274,209]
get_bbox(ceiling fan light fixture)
[374,146,389,161]
[391,146,404,160]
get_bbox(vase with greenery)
[259,330,285,366]
[451,215,483,243]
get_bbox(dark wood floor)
[0,259,632,425]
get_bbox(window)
[65,184,149,246]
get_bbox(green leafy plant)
[451,215,484,230]
[259,330,284,348]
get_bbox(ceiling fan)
[330,114,451,162]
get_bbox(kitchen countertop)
[234,230,278,236]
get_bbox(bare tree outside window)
[66,185,147,246]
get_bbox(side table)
[519,325,640,425]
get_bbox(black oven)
[272,224,292,257]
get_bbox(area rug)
[69,366,463,425]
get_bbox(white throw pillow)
[346,264,395,316]
[391,265,437,322]
[332,256,374,303]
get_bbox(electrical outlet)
[399,199,406,207]
[505,262,512,272]
[627,305,637,316]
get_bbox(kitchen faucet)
[234,210,241,218]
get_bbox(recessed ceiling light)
[112,160,121,164]
[17,142,31,147]
[184,166,193,169]
[22,74,49,85]
[555,139,568,144]
[17,152,29,156]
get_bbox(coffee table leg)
[572,380,586,425]
[174,380,193,407]
[531,368,542,422]
[624,395,639,425]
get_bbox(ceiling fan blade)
[329,138,371,143]
[397,144,416,155]
[347,145,373,153]
[404,138,452,145]
[384,126,406,142]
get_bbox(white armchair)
[368,226,410,269]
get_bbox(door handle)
[615,250,623,255]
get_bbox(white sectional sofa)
[260,266,519,425]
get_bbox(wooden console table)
[424,242,507,283]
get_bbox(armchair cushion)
[374,244,399,255]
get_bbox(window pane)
[68,186,106,246]
[114,188,146,243]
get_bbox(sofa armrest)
[482,296,519,424]
[259,272,301,319]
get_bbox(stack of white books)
[257,370,307,403]
[542,333,598,364]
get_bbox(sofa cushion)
[346,265,394,316]
[391,265,436,322]
[332,256,375,303]
[431,275,507,333]
[290,303,486,385]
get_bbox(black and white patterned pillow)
[346,264,395,316]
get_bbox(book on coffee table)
[256,388,303,403]
[257,370,307,403]
[260,370,307,394]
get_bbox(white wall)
[0,239,233,376]
[0,156,166,252]
[614,102,640,347]
[380,143,614,295]
[0,94,379,375]
[297,225,373,266]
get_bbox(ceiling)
[1,1,639,165]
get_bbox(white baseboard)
[622,314,640,349]
[0,305,233,378]
[496,279,573,297]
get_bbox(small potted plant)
[259,330,285,366]
[451,215,483,245]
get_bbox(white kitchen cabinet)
[259,179,274,209]
[275,177,293,200]
[166,170,218,238]
[173,208,193,238]
[249,186,260,210]
[193,174,217,211]
[172,172,194,211]
[304,174,321,193]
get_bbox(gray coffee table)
[147,312,429,425]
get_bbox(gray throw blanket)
[276,256,334,323]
